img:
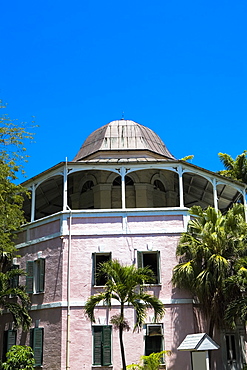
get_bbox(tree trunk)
[208,318,214,339]
[119,304,126,370]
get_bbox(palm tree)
[218,151,247,184]
[224,256,247,328]
[172,204,247,337]
[85,259,165,370]
[0,262,31,331]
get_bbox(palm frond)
[218,153,235,171]
[85,293,108,322]
[172,261,195,290]
[85,259,164,331]
[218,151,247,183]
[225,297,247,328]
[173,203,247,332]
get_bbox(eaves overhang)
[21,159,246,192]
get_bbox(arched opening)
[80,180,95,209]
[35,175,63,220]
[111,175,135,208]
[153,179,166,207]
[22,191,32,222]
[68,169,124,210]
[183,172,214,209]
[217,184,244,214]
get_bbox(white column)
[120,167,126,209]
[122,215,128,234]
[178,165,184,208]
[31,184,36,222]
[213,178,218,211]
[63,163,68,211]
[205,351,210,370]
[66,208,72,370]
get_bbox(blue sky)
[1,0,246,182]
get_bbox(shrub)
[127,350,170,370]
[2,345,35,370]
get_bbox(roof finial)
[121,111,124,120]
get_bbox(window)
[2,330,16,361]
[30,328,44,367]
[26,259,45,294]
[93,326,112,366]
[82,180,94,193]
[93,253,111,286]
[145,324,163,357]
[137,251,160,284]
[154,180,165,192]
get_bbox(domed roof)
[73,119,176,161]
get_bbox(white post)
[205,351,210,370]
[178,165,184,208]
[63,161,68,212]
[31,184,36,222]
[120,167,126,209]
[213,178,218,211]
[66,207,72,370]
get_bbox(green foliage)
[2,345,34,370]
[127,350,170,370]
[0,102,34,329]
[0,102,35,257]
[0,266,31,330]
[172,204,247,334]
[0,101,35,177]
[0,163,27,256]
[85,260,165,329]
[85,260,165,370]
[218,151,247,184]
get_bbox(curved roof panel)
[73,119,176,161]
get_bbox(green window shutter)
[92,253,96,286]
[7,330,16,351]
[26,261,34,294]
[102,326,112,366]
[137,251,143,268]
[10,265,19,288]
[93,327,102,365]
[38,258,45,293]
[31,328,44,366]
[156,251,161,284]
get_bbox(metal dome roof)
[73,119,176,161]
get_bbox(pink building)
[1,119,246,369]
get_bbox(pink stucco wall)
[127,215,184,232]
[62,222,193,369]
[1,212,230,369]
[72,216,123,234]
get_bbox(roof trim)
[21,160,246,191]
